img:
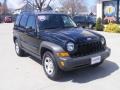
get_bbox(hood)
[42,28,101,43]
[39,28,102,50]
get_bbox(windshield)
[38,14,77,30]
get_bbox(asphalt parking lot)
[0,23,120,90]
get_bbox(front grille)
[72,41,105,57]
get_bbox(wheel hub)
[44,57,54,75]
[15,42,20,54]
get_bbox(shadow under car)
[29,55,119,83]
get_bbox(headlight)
[67,42,75,52]
[101,38,105,45]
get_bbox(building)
[97,0,120,23]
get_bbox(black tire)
[15,39,26,57]
[42,51,62,80]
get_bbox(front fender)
[39,41,65,56]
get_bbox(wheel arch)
[39,41,65,59]
[13,36,17,43]
[40,47,53,59]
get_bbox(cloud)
[7,0,25,9]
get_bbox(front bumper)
[57,47,111,71]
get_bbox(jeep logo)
[87,38,92,41]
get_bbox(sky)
[85,0,97,8]
[0,0,25,9]
[0,0,97,10]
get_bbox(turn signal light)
[60,61,65,67]
[57,52,69,57]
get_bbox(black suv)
[13,12,110,80]
[73,15,96,29]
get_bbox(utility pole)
[26,0,28,11]
[3,0,8,16]
[33,0,36,11]
[117,0,119,23]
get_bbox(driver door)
[24,15,40,55]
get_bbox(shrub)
[104,23,120,33]
[96,18,104,31]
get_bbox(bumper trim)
[57,47,111,71]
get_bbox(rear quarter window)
[15,15,22,26]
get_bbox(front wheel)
[43,51,61,80]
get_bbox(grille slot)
[72,41,105,57]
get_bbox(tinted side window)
[73,16,86,22]
[78,16,86,21]
[26,15,36,31]
[15,15,22,26]
[87,16,96,22]
[20,15,28,28]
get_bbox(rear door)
[18,14,29,49]
[13,14,22,37]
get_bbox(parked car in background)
[4,16,12,23]
[73,15,96,29]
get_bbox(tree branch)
[35,0,53,11]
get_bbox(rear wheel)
[15,39,26,57]
[43,51,61,80]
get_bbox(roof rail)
[20,10,65,15]
[20,11,33,13]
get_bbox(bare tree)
[90,5,97,15]
[60,0,87,16]
[0,2,2,14]
[35,0,53,11]
[2,0,9,15]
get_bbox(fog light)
[60,61,65,67]
[57,52,69,57]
